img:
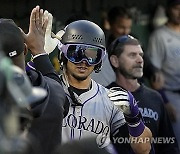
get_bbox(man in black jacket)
[0,6,69,154]
[106,35,179,154]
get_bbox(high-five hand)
[21,5,48,56]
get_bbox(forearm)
[126,115,152,154]
[130,126,152,154]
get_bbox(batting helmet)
[61,20,106,49]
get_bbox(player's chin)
[135,74,143,79]
[133,72,143,79]
[73,73,89,81]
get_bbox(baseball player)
[45,20,152,153]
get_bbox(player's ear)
[110,55,119,68]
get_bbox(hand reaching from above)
[21,6,48,56]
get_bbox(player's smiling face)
[66,60,95,81]
[116,44,144,79]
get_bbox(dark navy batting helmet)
[61,20,106,50]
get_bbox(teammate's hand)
[21,6,48,56]
[108,87,139,117]
[150,71,165,90]
[44,11,59,54]
[165,102,177,122]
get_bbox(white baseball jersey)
[61,78,125,148]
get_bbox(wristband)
[127,120,145,137]
[26,61,35,72]
[125,111,145,137]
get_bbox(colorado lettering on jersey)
[139,107,159,121]
[63,114,111,148]
[63,114,110,135]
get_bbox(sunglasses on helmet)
[59,44,106,65]
[112,35,135,51]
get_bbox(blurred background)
[0,0,168,71]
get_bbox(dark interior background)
[0,0,168,71]
[0,0,167,30]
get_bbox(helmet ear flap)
[58,50,67,70]
[94,61,102,73]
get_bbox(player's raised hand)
[44,11,65,54]
[21,5,48,56]
[44,11,59,54]
[108,87,139,117]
